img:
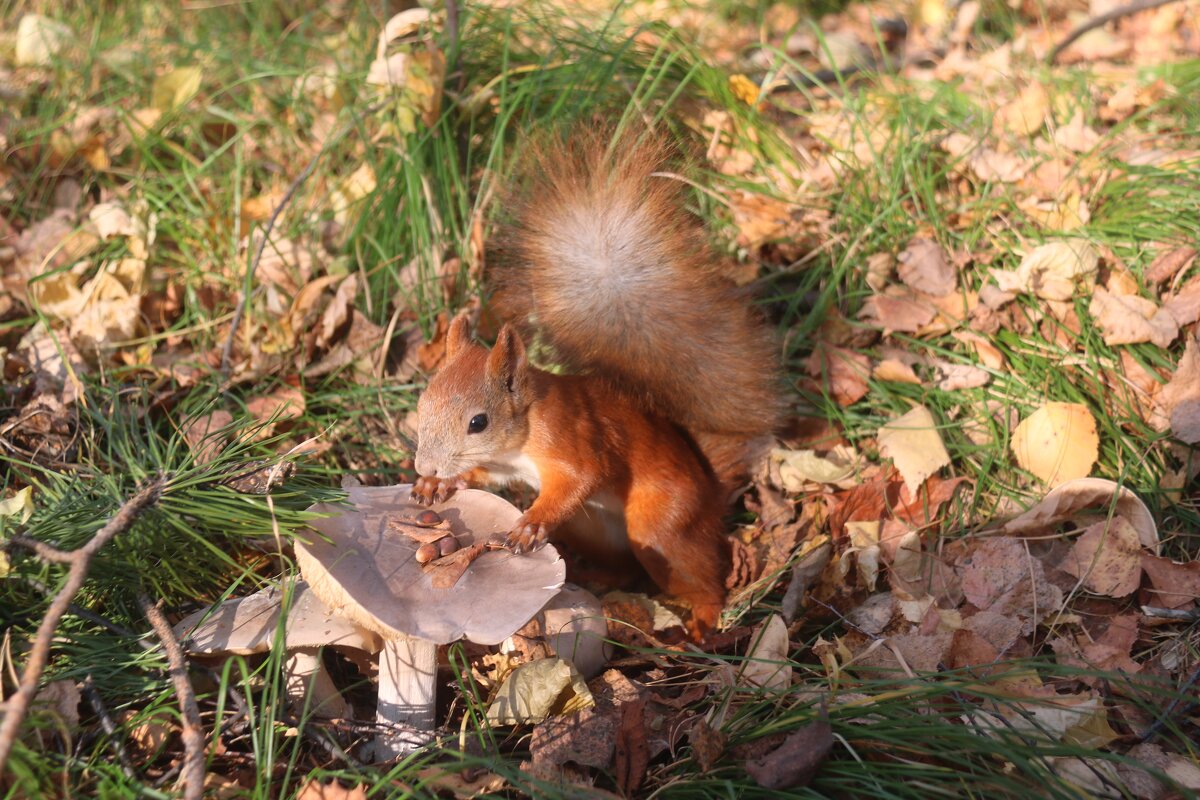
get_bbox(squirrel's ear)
[445,313,472,360]
[486,324,529,397]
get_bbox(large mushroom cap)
[296,485,566,646]
[173,581,381,654]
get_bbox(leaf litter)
[2,0,1200,797]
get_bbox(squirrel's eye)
[468,413,489,434]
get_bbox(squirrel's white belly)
[486,451,542,490]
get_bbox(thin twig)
[140,595,205,800]
[1047,0,1186,63]
[82,675,135,779]
[219,153,326,375]
[1140,605,1200,621]
[0,477,166,773]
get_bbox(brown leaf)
[1159,334,1200,443]
[614,697,649,795]
[897,237,955,296]
[1140,555,1200,610]
[1145,246,1197,285]
[246,384,306,427]
[807,343,870,406]
[873,358,921,384]
[183,410,234,465]
[1057,517,1143,598]
[1162,276,1200,327]
[531,707,617,770]
[744,717,833,790]
[688,719,727,772]
[863,291,936,333]
[1088,287,1178,347]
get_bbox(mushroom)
[297,484,565,761]
[174,581,381,719]
[532,584,613,680]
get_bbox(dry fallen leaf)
[1088,287,1178,348]
[1139,555,1200,610]
[744,716,833,790]
[1001,477,1158,551]
[992,239,1099,302]
[994,82,1049,138]
[1057,516,1143,597]
[873,358,922,384]
[807,344,870,406]
[897,238,955,297]
[1011,403,1099,487]
[737,614,791,690]
[878,406,951,495]
[1158,334,1200,443]
[486,657,593,725]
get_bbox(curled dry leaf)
[1057,517,1143,597]
[992,239,1099,302]
[1088,287,1178,348]
[1011,403,1099,487]
[737,614,791,690]
[771,446,859,490]
[878,405,951,496]
[1001,477,1158,552]
[485,657,593,725]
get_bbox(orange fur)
[415,128,782,639]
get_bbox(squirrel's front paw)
[412,475,464,506]
[505,516,548,553]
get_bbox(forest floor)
[1,0,1199,797]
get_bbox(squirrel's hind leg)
[623,483,728,641]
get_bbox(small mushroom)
[535,584,613,680]
[297,484,565,761]
[173,581,381,719]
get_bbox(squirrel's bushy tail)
[493,126,782,446]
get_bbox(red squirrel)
[412,128,782,638]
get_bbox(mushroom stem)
[285,649,350,720]
[374,635,437,760]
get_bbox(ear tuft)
[445,313,472,360]
[486,324,529,395]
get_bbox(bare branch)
[140,595,206,800]
[1047,0,1185,63]
[0,477,165,774]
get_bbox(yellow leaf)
[878,405,951,495]
[0,487,34,524]
[151,66,202,113]
[729,74,760,106]
[1011,403,1099,487]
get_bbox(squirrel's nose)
[414,452,437,477]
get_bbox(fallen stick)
[1047,0,1186,63]
[140,595,206,800]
